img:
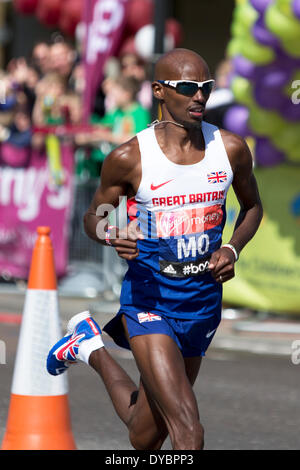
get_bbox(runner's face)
[156,61,212,129]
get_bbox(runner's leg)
[127,355,202,450]
[120,314,202,449]
[88,316,202,450]
[127,331,204,450]
[88,347,137,426]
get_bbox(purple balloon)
[280,100,300,121]
[250,0,273,14]
[252,17,280,48]
[232,56,258,80]
[250,59,295,84]
[259,69,291,88]
[223,105,252,137]
[254,84,286,110]
[255,138,286,167]
[275,49,300,68]
[292,0,300,19]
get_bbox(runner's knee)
[169,402,205,450]
[129,422,167,450]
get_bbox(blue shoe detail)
[46,314,102,376]
[47,334,73,376]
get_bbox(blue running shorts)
[103,310,221,357]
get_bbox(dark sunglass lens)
[176,82,198,96]
[202,81,214,95]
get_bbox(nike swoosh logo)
[150,180,174,191]
[206,328,217,338]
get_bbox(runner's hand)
[208,247,236,283]
[110,219,144,260]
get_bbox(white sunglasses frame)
[157,79,215,94]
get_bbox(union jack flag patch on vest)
[207,171,227,184]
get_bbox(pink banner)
[82,0,129,122]
[0,145,74,280]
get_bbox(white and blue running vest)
[118,121,233,320]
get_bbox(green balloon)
[281,39,300,58]
[239,35,275,64]
[285,147,300,163]
[277,0,294,19]
[234,3,258,30]
[271,123,300,151]
[231,76,254,106]
[248,106,284,137]
[231,20,251,39]
[227,39,243,57]
[265,4,300,41]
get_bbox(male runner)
[47,49,263,450]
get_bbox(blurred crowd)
[0,34,237,180]
[0,36,153,177]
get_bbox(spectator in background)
[119,52,152,110]
[7,57,41,116]
[32,72,81,127]
[69,62,85,97]
[0,63,33,166]
[98,57,121,115]
[204,58,234,129]
[75,75,151,176]
[31,71,81,151]
[2,105,32,148]
[0,103,32,168]
[31,41,51,76]
[95,75,151,142]
[0,38,80,166]
[49,40,77,85]
[0,71,18,128]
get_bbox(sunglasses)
[157,79,215,97]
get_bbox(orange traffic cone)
[1,226,76,450]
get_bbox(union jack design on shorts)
[207,171,227,184]
[137,312,162,323]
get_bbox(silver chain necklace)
[148,119,185,129]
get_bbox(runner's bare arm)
[209,132,263,282]
[83,138,144,260]
[227,134,263,253]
